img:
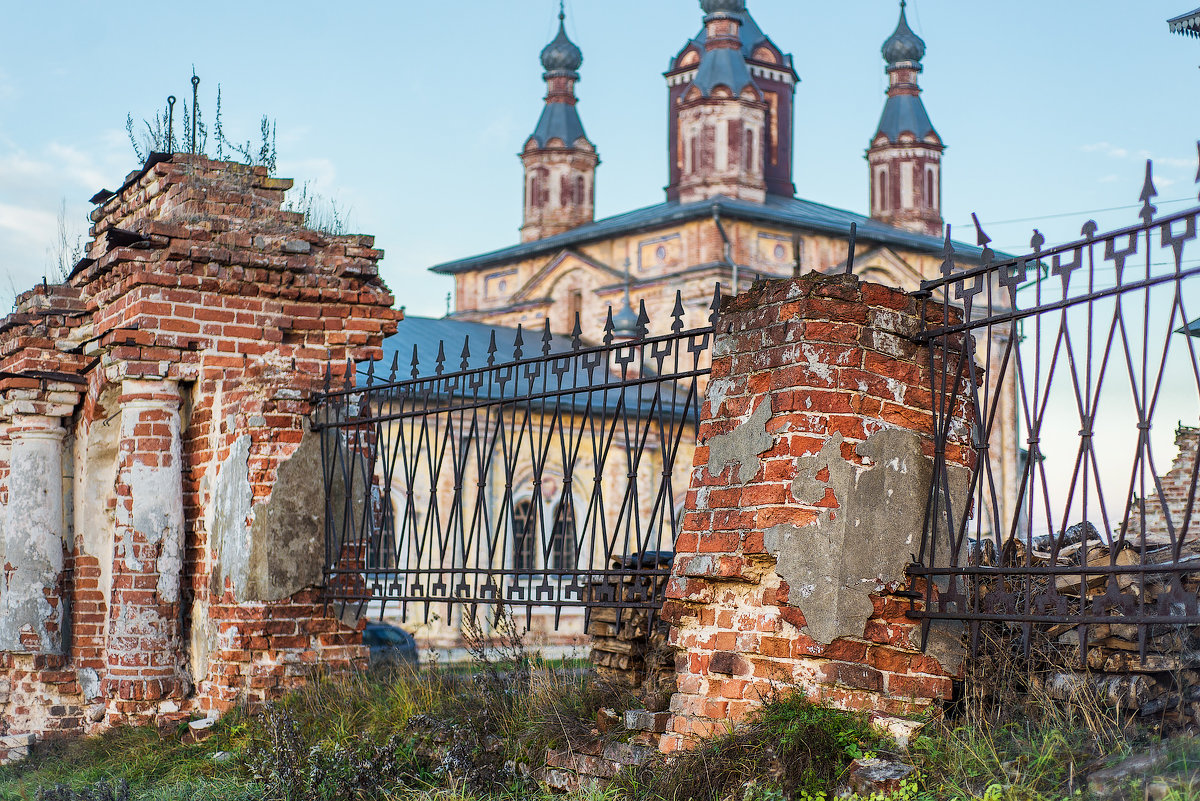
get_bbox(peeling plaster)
[73,399,121,625]
[245,427,325,600]
[131,460,185,605]
[706,396,774,484]
[188,598,212,688]
[0,426,66,653]
[210,435,253,598]
[763,429,968,646]
[209,427,328,603]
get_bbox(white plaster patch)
[801,344,834,382]
[707,377,736,417]
[130,460,185,604]
[78,668,101,700]
[211,435,253,597]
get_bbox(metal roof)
[364,316,699,418]
[529,102,589,149]
[1169,7,1200,36]
[875,93,938,143]
[882,2,927,66]
[692,47,756,97]
[371,316,575,378]
[431,193,983,276]
[687,9,766,61]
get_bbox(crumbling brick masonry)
[659,274,974,752]
[0,154,400,759]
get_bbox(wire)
[960,196,1198,230]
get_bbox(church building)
[426,0,980,337]
[376,1,1021,649]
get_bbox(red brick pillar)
[0,414,68,654]
[104,379,185,720]
[660,274,973,752]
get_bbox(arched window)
[925,167,936,209]
[550,499,576,570]
[879,170,889,212]
[512,499,536,572]
[745,129,755,172]
[575,176,586,207]
[530,173,546,210]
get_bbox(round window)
[774,244,786,260]
[656,245,667,262]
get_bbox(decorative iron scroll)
[908,150,1200,664]
[314,287,720,629]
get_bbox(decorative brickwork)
[0,154,400,753]
[659,274,974,752]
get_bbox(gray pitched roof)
[366,316,696,418]
[1169,7,1200,36]
[529,102,588,148]
[875,93,938,143]
[430,194,982,276]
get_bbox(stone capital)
[118,378,182,412]
[7,414,68,441]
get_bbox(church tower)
[665,0,797,203]
[520,5,599,243]
[867,1,944,237]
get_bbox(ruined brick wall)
[1128,424,1199,545]
[0,155,400,746]
[659,273,973,752]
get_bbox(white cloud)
[0,131,131,303]
[1082,142,1128,158]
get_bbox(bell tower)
[668,0,768,204]
[867,1,944,237]
[520,4,599,243]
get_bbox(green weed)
[616,689,887,801]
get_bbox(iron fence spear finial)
[1139,159,1158,225]
[671,290,685,333]
[571,313,583,350]
[708,282,722,326]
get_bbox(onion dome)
[541,10,583,74]
[882,1,926,66]
[611,296,639,339]
[701,0,746,15]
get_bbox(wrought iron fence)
[909,155,1200,663]
[314,288,719,630]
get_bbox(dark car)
[362,621,418,668]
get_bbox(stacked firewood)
[586,553,677,709]
[973,521,1200,728]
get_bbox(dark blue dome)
[882,2,926,65]
[701,0,746,16]
[541,16,583,74]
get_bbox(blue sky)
[0,1,1198,315]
